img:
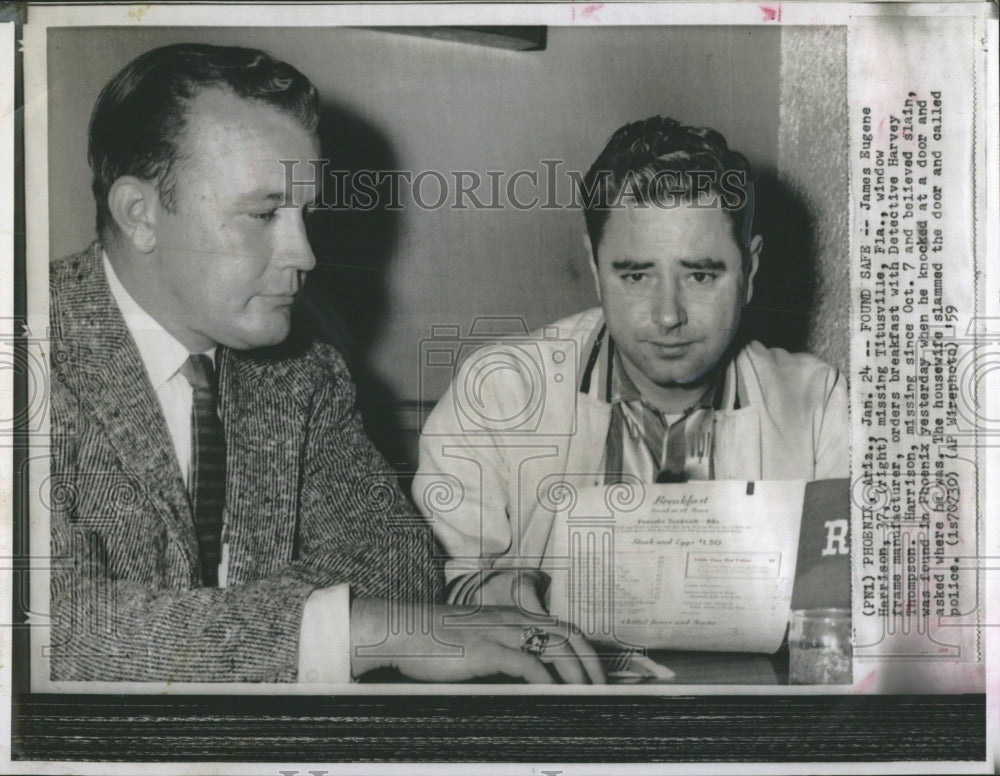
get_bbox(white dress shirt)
[103,251,213,490]
[103,252,352,684]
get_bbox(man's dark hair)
[88,43,320,239]
[580,116,755,260]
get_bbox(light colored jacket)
[415,308,848,602]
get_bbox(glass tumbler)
[789,607,852,685]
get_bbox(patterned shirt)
[578,325,746,484]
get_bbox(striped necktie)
[179,354,226,586]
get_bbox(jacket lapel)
[218,346,307,583]
[713,353,763,481]
[66,245,200,574]
[531,392,611,581]
[713,408,763,480]
[566,395,612,478]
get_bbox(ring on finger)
[520,626,550,657]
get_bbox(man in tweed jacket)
[49,43,602,685]
[51,243,442,681]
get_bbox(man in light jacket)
[415,116,848,616]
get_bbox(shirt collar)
[602,331,736,414]
[610,348,643,405]
[102,249,216,390]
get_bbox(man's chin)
[221,319,292,350]
[643,361,716,390]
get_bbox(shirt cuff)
[297,584,352,684]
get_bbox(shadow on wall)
[295,101,410,471]
[742,171,817,354]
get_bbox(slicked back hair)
[580,116,755,261]
[88,43,319,239]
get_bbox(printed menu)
[547,481,807,653]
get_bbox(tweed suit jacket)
[49,243,443,682]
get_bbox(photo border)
[5,2,997,772]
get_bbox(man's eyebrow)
[237,191,322,208]
[679,258,729,272]
[236,191,286,205]
[611,259,655,271]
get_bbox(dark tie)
[179,354,226,586]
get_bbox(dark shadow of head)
[292,101,410,467]
[740,171,817,353]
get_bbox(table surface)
[637,647,788,684]
[359,647,790,685]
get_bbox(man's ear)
[107,177,159,253]
[743,234,763,305]
[583,233,602,302]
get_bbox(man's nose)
[275,211,317,273]
[651,280,687,330]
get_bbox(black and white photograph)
[4,1,997,771]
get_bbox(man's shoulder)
[528,307,604,344]
[736,340,843,397]
[295,339,352,386]
[51,241,102,272]
[49,244,121,351]
[452,308,601,367]
[456,307,602,383]
[226,335,353,396]
[50,243,104,299]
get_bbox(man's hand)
[478,569,550,616]
[349,597,605,684]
